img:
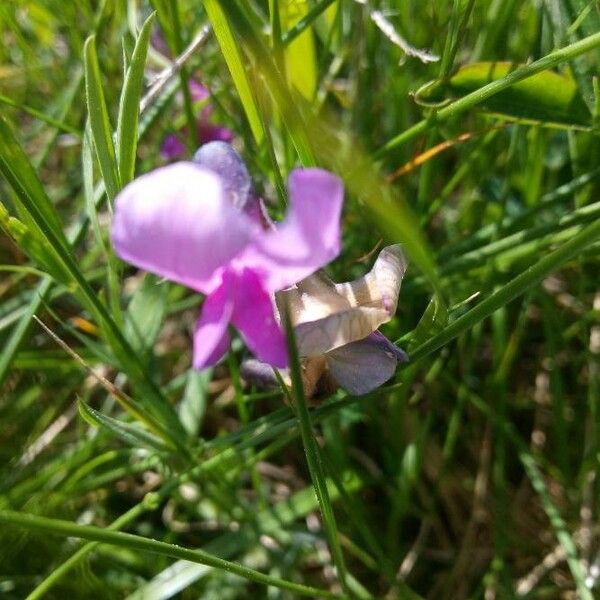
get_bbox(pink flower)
[111,142,344,370]
[160,81,233,161]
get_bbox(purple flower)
[242,245,409,396]
[160,81,233,161]
[111,142,344,370]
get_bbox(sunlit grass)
[1,1,600,598]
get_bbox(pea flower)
[111,142,344,370]
[160,81,233,161]
[242,245,409,396]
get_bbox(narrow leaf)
[203,0,265,144]
[419,62,592,127]
[0,117,68,248]
[84,35,121,201]
[280,0,317,100]
[79,401,169,452]
[116,13,155,185]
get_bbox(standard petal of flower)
[245,168,344,291]
[193,284,234,369]
[326,332,405,395]
[112,163,251,293]
[232,269,287,368]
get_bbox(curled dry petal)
[111,163,251,294]
[276,244,407,357]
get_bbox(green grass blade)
[419,62,592,128]
[84,35,121,201]
[281,0,337,46]
[0,93,81,136]
[78,401,169,452]
[116,12,155,185]
[410,216,600,362]
[204,0,265,145]
[280,302,352,596]
[0,117,68,248]
[0,509,344,599]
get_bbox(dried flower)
[242,245,409,396]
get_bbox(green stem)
[0,509,344,600]
[281,305,352,596]
[377,30,600,156]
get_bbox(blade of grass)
[282,0,337,45]
[409,216,600,362]
[116,12,155,185]
[0,93,81,137]
[203,0,265,145]
[280,301,352,596]
[84,35,121,201]
[0,509,344,599]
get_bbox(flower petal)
[240,358,279,388]
[326,332,407,395]
[291,305,390,357]
[198,122,234,145]
[243,168,344,291]
[231,269,287,368]
[160,134,186,161]
[193,283,234,369]
[334,244,407,316]
[112,162,251,293]
[274,245,408,356]
[193,142,253,211]
[189,80,210,103]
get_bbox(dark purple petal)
[193,282,234,369]
[111,162,252,293]
[240,358,279,388]
[326,332,407,395]
[231,269,287,368]
[198,122,234,144]
[193,142,252,211]
[368,330,409,362]
[241,168,344,292]
[160,133,186,161]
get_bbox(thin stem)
[281,304,352,597]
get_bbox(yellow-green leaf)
[281,0,317,100]
[420,62,592,128]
